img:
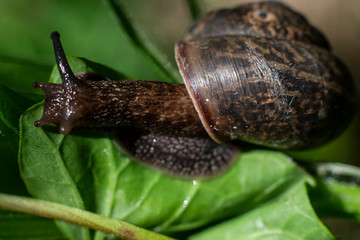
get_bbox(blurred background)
[0,0,359,239]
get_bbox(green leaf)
[0,211,65,240]
[0,84,35,135]
[0,55,51,102]
[188,182,334,240]
[106,0,182,83]
[0,85,35,195]
[19,103,91,240]
[0,122,28,195]
[0,53,51,196]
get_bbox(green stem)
[309,179,360,221]
[107,0,182,83]
[305,163,360,221]
[185,0,203,20]
[0,193,176,240]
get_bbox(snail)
[33,2,355,177]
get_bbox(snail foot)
[115,128,240,178]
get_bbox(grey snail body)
[34,2,355,177]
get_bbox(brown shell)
[184,1,330,49]
[175,2,355,150]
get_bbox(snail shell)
[33,2,355,177]
[176,1,355,149]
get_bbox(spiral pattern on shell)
[175,1,355,149]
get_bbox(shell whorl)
[176,2,355,149]
[184,1,330,49]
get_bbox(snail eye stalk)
[50,31,77,84]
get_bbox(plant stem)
[185,0,203,20]
[107,0,182,83]
[304,163,360,221]
[0,193,176,240]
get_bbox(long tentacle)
[50,31,77,84]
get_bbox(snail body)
[34,2,355,177]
